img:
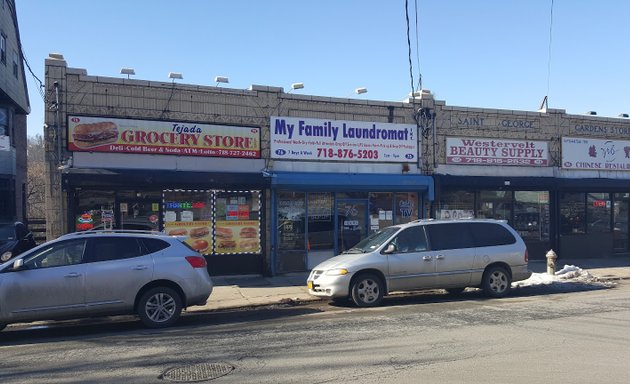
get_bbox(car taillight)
[524,249,529,262]
[186,256,207,268]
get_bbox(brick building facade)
[44,54,630,275]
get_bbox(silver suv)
[0,230,213,331]
[307,219,531,307]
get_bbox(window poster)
[215,191,261,254]
[163,190,213,254]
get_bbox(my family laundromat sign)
[270,116,418,163]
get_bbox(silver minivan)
[307,219,531,307]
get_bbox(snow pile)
[512,265,616,289]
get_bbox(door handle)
[132,265,149,270]
[65,272,81,278]
[422,255,432,261]
[436,255,445,260]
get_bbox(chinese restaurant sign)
[67,116,260,158]
[562,137,630,171]
[446,137,548,166]
[270,116,418,163]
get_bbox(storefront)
[268,116,433,273]
[62,115,269,275]
[433,175,554,260]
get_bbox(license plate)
[307,281,313,290]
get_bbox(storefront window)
[278,192,305,251]
[369,192,394,233]
[613,193,629,250]
[215,191,261,254]
[307,192,333,250]
[437,190,474,219]
[478,190,513,222]
[162,190,213,254]
[560,193,585,235]
[514,191,550,241]
[395,193,419,224]
[587,193,611,233]
[75,190,115,231]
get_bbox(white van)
[307,219,531,306]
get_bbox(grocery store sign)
[562,137,630,171]
[446,137,548,166]
[270,116,418,163]
[67,116,260,158]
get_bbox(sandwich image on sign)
[216,227,236,250]
[167,228,188,236]
[72,121,119,148]
[190,227,210,239]
[191,239,209,253]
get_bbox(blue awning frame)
[269,171,434,200]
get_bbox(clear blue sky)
[17,0,630,137]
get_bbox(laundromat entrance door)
[118,201,161,231]
[337,199,368,253]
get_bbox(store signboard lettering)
[270,116,418,163]
[446,137,548,166]
[571,121,630,137]
[67,115,260,159]
[438,209,474,220]
[562,137,630,170]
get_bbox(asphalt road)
[1,281,629,383]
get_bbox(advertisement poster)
[446,137,548,166]
[562,137,630,171]
[215,220,260,254]
[164,221,212,254]
[270,116,418,163]
[67,115,260,159]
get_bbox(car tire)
[137,287,183,328]
[445,287,466,295]
[482,266,511,298]
[350,273,384,307]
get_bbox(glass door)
[117,200,161,231]
[337,199,368,253]
[613,193,629,252]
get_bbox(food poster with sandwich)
[164,221,212,254]
[67,115,260,158]
[162,190,214,255]
[215,192,261,254]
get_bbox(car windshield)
[0,224,16,243]
[342,226,400,254]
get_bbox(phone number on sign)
[317,148,379,159]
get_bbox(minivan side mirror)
[382,243,396,254]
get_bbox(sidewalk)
[189,257,630,313]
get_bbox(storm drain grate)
[160,362,235,382]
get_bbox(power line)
[405,0,415,99]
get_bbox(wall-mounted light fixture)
[586,111,597,116]
[291,83,304,90]
[355,87,368,95]
[120,67,135,79]
[214,76,229,86]
[619,113,629,118]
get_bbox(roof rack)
[58,229,164,239]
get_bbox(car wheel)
[482,266,511,298]
[137,287,183,328]
[350,273,384,307]
[445,287,466,295]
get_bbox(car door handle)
[422,255,432,261]
[65,272,81,278]
[132,265,149,270]
[436,255,445,260]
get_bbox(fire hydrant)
[546,249,557,275]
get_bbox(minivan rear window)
[470,223,516,247]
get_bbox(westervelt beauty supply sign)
[67,116,260,159]
[562,137,630,171]
[446,137,548,166]
[270,116,418,163]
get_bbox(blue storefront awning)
[270,171,434,200]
